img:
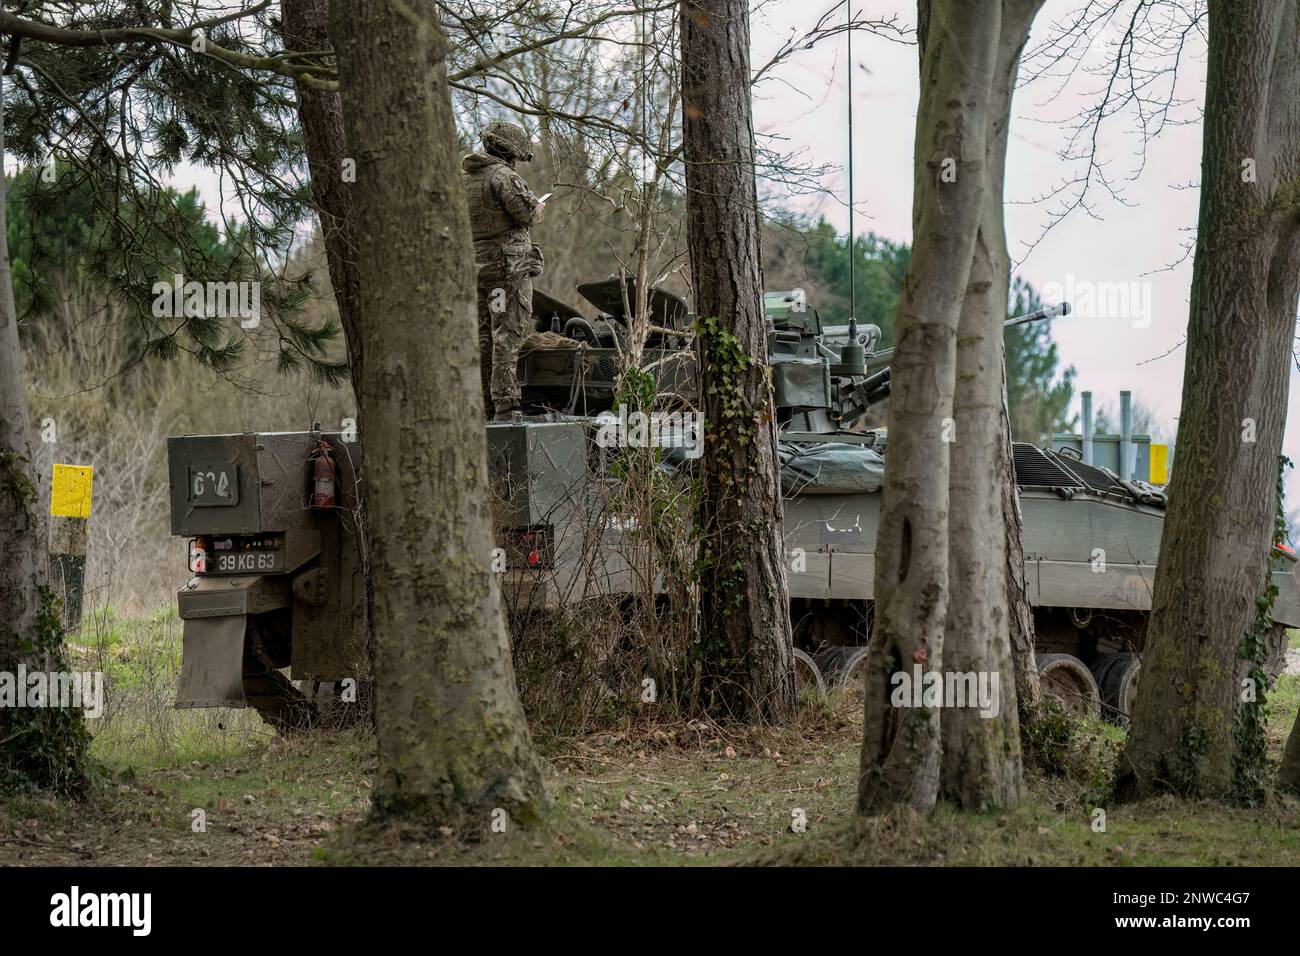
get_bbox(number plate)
[188,463,239,506]
[207,549,283,574]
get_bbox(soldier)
[462,122,547,421]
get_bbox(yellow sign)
[1150,444,1169,486]
[51,464,94,518]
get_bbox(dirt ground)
[5,681,1300,867]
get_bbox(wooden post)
[49,464,93,634]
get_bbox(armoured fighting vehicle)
[486,278,1300,719]
[166,279,1299,726]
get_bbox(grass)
[67,606,266,769]
[3,608,1300,867]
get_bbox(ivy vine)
[690,314,771,704]
[1,586,94,795]
[1231,454,1291,805]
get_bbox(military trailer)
[167,428,366,730]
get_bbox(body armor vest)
[465,162,520,241]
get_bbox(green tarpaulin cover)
[779,441,885,495]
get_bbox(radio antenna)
[846,2,856,325]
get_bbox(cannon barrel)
[1004,300,1071,328]
[851,301,1071,404]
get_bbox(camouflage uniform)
[462,123,545,418]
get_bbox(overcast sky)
[752,0,1300,505]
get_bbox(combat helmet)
[481,121,535,163]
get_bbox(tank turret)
[768,297,1072,438]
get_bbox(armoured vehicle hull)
[486,414,1299,719]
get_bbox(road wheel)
[792,648,826,697]
[1037,653,1101,719]
[1090,652,1141,722]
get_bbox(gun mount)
[791,299,1073,436]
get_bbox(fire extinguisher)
[311,439,336,508]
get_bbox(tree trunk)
[1002,386,1041,719]
[280,0,364,396]
[858,0,996,812]
[281,0,372,696]
[680,0,795,722]
[330,0,545,826]
[0,72,43,662]
[939,0,1042,806]
[1118,0,1300,800]
[0,69,89,790]
[860,0,1043,812]
[1282,715,1300,792]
